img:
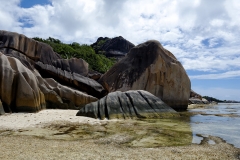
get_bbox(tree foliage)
[32,37,115,73]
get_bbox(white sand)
[0,109,239,159]
[0,109,109,130]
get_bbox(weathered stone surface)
[76,90,177,119]
[0,99,5,115]
[202,98,210,104]
[0,30,61,65]
[91,36,135,58]
[188,98,210,105]
[87,70,102,81]
[189,98,204,104]
[0,52,46,112]
[0,48,35,71]
[35,61,107,98]
[0,51,98,113]
[99,40,191,110]
[36,76,98,109]
[51,58,89,76]
[190,90,202,99]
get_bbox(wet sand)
[0,109,239,160]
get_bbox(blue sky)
[0,0,240,101]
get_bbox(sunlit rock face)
[0,30,61,65]
[77,90,177,119]
[0,52,46,112]
[0,30,101,113]
[99,40,191,110]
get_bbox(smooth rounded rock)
[77,90,177,119]
[99,40,191,110]
[0,52,46,112]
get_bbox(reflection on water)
[189,103,240,148]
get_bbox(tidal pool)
[1,103,239,148]
[189,103,240,148]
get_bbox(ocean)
[189,103,240,148]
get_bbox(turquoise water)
[189,103,240,148]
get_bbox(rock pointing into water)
[99,40,191,110]
[76,90,177,119]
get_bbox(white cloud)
[0,0,239,75]
[190,70,240,79]
[192,87,240,101]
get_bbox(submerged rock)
[76,90,177,119]
[99,40,191,110]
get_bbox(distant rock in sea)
[189,90,210,104]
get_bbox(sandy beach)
[0,109,239,160]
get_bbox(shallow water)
[1,103,240,148]
[189,103,240,148]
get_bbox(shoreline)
[0,109,240,159]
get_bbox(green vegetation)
[203,96,223,103]
[11,117,192,147]
[32,37,115,73]
[92,39,107,52]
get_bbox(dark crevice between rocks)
[125,92,145,119]
[10,72,18,112]
[126,98,134,119]
[137,91,158,115]
[0,47,36,71]
[0,46,39,61]
[97,100,101,119]
[144,68,151,90]
[117,96,126,119]
[104,96,109,119]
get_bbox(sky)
[0,0,239,101]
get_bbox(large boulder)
[76,90,177,119]
[0,52,98,112]
[0,52,46,112]
[36,77,98,109]
[51,58,89,76]
[0,30,101,113]
[91,36,135,58]
[0,30,61,65]
[0,30,90,75]
[99,40,191,110]
[35,61,107,99]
